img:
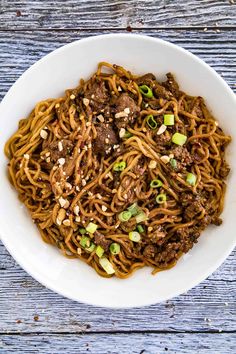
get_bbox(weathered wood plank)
[0,29,235,101]
[0,333,235,354]
[0,28,235,335]
[0,0,236,30]
[0,242,235,333]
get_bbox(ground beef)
[162,73,181,98]
[94,231,111,251]
[93,123,118,156]
[179,192,205,221]
[120,217,137,233]
[149,226,166,244]
[84,80,109,111]
[155,132,171,146]
[113,93,140,129]
[46,139,74,163]
[172,146,193,168]
[143,245,157,258]
[155,242,180,266]
[211,216,222,226]
[219,160,230,178]
[135,73,156,87]
[154,83,172,99]
[184,200,203,221]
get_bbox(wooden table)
[0,1,235,353]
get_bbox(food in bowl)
[5,62,231,278]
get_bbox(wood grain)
[0,333,236,354]
[0,29,235,100]
[0,2,235,350]
[0,242,235,334]
[0,0,236,30]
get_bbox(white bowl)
[0,34,235,308]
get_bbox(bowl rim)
[0,33,236,308]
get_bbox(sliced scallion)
[146,115,157,130]
[156,193,167,204]
[96,245,104,258]
[150,179,163,188]
[118,211,132,222]
[186,172,197,186]
[129,231,141,242]
[164,114,175,126]
[110,243,120,255]
[79,228,87,235]
[135,211,148,224]
[172,132,187,146]
[86,222,98,234]
[170,158,177,169]
[139,85,153,98]
[113,161,126,172]
[86,242,96,253]
[137,225,145,233]
[127,203,140,216]
[123,131,133,139]
[80,236,90,248]
[99,257,115,274]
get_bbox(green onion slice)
[139,85,153,98]
[164,114,175,126]
[123,131,133,139]
[127,203,140,216]
[80,236,90,248]
[156,193,167,204]
[172,132,187,146]
[113,161,126,172]
[86,222,98,234]
[86,242,96,253]
[118,211,132,222]
[150,179,163,188]
[146,114,157,130]
[137,225,145,233]
[96,245,104,258]
[110,243,120,255]
[129,231,141,242]
[186,172,197,186]
[79,228,87,235]
[99,257,115,274]
[135,211,148,224]
[170,158,177,169]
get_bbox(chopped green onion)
[86,222,98,234]
[110,243,120,255]
[99,257,115,274]
[79,228,87,235]
[139,85,153,98]
[150,179,163,188]
[172,132,187,146]
[113,161,126,172]
[96,245,104,258]
[156,193,167,204]
[164,114,175,126]
[129,231,141,242]
[137,225,145,233]
[118,211,132,222]
[170,158,177,169]
[146,114,157,130]
[186,172,197,186]
[80,236,90,248]
[123,131,133,139]
[86,242,96,253]
[127,203,140,216]
[135,211,148,223]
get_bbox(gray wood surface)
[0,0,236,29]
[0,0,235,353]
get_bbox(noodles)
[5,62,231,278]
